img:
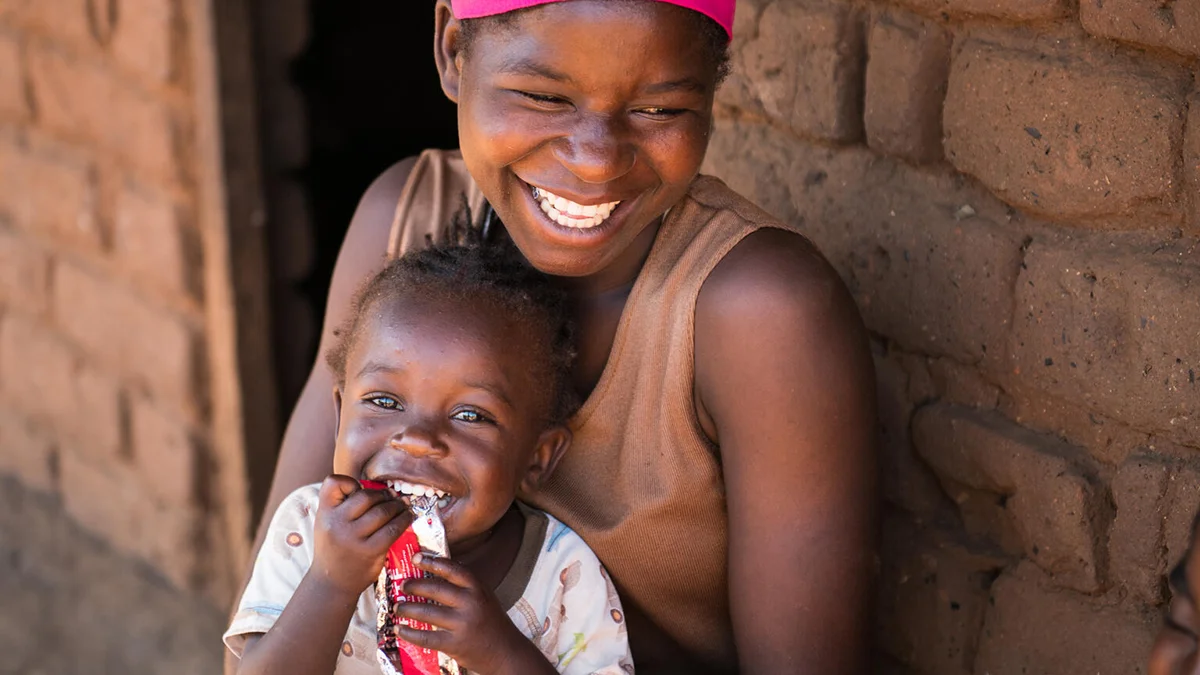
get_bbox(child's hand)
[310,475,412,597]
[395,553,554,675]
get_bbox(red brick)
[0,227,50,315]
[1000,387,1149,466]
[27,42,177,177]
[0,31,29,122]
[111,0,176,84]
[891,0,1067,21]
[863,10,950,164]
[876,515,1001,675]
[874,354,951,516]
[129,396,196,505]
[0,135,100,248]
[53,262,195,403]
[113,182,197,296]
[928,357,1001,409]
[1008,242,1200,447]
[913,403,1103,591]
[1109,454,1171,603]
[0,411,57,493]
[1081,0,1200,58]
[58,448,201,589]
[737,0,864,143]
[0,0,98,48]
[975,563,1158,675]
[704,117,1025,363]
[944,35,1190,224]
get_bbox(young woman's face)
[332,296,563,554]
[1151,535,1200,674]
[438,0,719,279]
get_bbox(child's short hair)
[326,230,578,426]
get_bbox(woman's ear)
[520,426,572,494]
[434,0,464,103]
[331,388,343,442]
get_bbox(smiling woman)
[237,1,878,674]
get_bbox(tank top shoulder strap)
[386,149,485,259]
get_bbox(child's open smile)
[331,292,569,558]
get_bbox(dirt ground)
[0,475,226,675]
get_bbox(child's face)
[442,0,719,279]
[1151,533,1200,674]
[332,295,567,553]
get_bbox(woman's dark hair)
[458,1,732,85]
[325,209,579,425]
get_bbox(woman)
[246,1,878,672]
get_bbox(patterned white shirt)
[225,484,634,674]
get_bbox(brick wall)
[703,1,1198,673]
[0,0,239,604]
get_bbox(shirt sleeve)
[222,485,321,658]
[541,530,635,675]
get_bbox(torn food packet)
[360,480,461,675]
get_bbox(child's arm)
[232,476,411,675]
[397,554,560,675]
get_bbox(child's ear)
[433,0,464,103]
[520,426,572,494]
[331,388,343,442]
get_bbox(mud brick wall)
[0,0,240,604]
[703,1,1199,673]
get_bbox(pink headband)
[453,0,734,39]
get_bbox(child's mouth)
[385,479,454,511]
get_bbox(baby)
[224,242,632,675]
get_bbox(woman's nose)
[389,423,448,458]
[555,114,635,185]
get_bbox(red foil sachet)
[360,480,461,675]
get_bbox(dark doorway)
[247,0,459,523]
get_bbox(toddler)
[224,242,632,675]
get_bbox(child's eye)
[367,395,401,410]
[452,409,492,424]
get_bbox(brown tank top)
[389,149,801,675]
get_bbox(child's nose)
[389,422,448,458]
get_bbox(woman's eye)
[367,396,401,410]
[634,107,685,119]
[517,91,568,107]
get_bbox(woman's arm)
[695,227,878,674]
[224,158,416,675]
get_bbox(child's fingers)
[362,505,412,547]
[400,574,469,608]
[412,553,477,589]
[394,621,453,651]
[318,475,361,508]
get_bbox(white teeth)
[530,185,620,230]
[385,480,446,499]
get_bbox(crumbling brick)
[0,0,98,49]
[130,396,197,506]
[890,0,1067,22]
[1080,0,1200,58]
[1109,454,1171,603]
[0,136,100,249]
[0,227,50,315]
[52,262,196,405]
[0,314,123,460]
[0,411,57,493]
[113,182,198,298]
[0,31,29,122]
[1009,241,1200,448]
[863,10,950,164]
[27,42,177,178]
[975,563,1159,675]
[111,0,176,84]
[875,354,950,516]
[737,0,865,143]
[1186,90,1200,234]
[913,403,1103,592]
[944,35,1190,224]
